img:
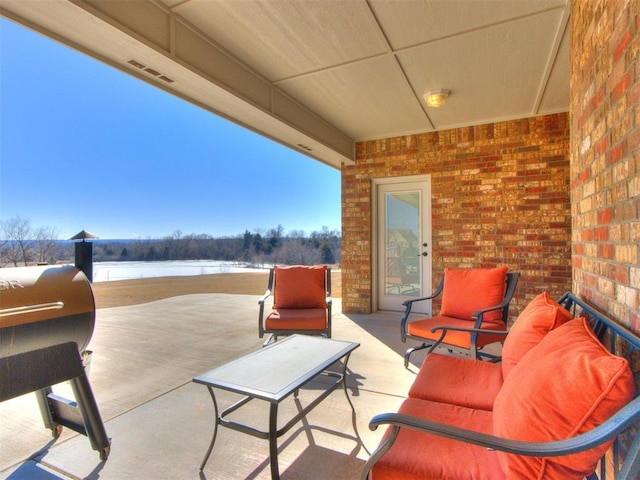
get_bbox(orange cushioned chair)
[258,265,332,346]
[401,267,519,366]
[407,291,575,412]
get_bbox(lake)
[92,260,268,282]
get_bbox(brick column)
[570,0,640,332]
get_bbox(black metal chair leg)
[262,334,276,347]
[404,343,430,368]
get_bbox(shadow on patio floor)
[1,294,421,480]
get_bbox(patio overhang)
[0,0,570,170]
[0,0,354,169]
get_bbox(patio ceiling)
[0,0,569,169]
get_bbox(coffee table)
[193,335,360,479]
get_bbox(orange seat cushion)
[273,265,327,309]
[501,291,573,378]
[371,398,505,480]
[440,267,508,324]
[493,318,636,480]
[265,308,326,331]
[407,315,507,349]
[409,353,503,411]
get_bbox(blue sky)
[0,18,341,240]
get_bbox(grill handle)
[0,302,64,317]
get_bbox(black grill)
[0,265,110,460]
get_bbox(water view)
[92,260,267,282]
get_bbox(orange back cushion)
[493,318,635,479]
[273,265,327,309]
[439,267,508,324]
[501,292,573,378]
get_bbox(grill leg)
[35,387,62,438]
[70,372,110,460]
[0,342,110,460]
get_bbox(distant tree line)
[0,216,341,267]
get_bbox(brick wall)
[571,0,640,333]
[342,114,572,314]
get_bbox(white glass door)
[376,177,432,312]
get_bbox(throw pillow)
[501,292,573,378]
[493,318,635,479]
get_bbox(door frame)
[372,175,432,312]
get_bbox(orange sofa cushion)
[372,398,505,480]
[409,353,503,411]
[265,308,326,331]
[273,265,327,309]
[440,267,508,324]
[407,315,508,349]
[493,318,635,480]
[501,291,573,378]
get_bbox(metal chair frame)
[401,271,520,366]
[258,266,332,346]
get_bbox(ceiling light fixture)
[423,89,450,107]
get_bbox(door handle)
[418,252,428,257]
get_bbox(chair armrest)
[258,289,272,338]
[361,397,640,480]
[369,396,640,455]
[400,279,445,342]
[401,278,445,308]
[471,272,520,322]
[401,292,439,308]
[471,301,507,321]
[430,325,509,336]
[402,277,444,310]
[426,324,509,357]
[470,293,514,323]
[258,289,272,305]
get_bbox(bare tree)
[288,229,307,239]
[0,237,7,266]
[34,225,62,264]
[1,215,33,266]
[272,241,320,265]
[161,229,183,259]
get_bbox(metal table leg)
[340,353,356,413]
[193,338,360,478]
[199,386,219,471]
[269,402,280,479]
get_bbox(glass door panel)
[377,178,431,313]
[385,192,420,296]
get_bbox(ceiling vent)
[127,59,175,84]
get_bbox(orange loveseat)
[361,292,640,480]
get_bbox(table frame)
[193,335,360,479]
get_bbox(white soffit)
[169,0,388,82]
[0,0,571,169]
[397,8,570,129]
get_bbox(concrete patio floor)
[0,293,429,479]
